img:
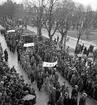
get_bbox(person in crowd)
[44,75,50,94]
[48,85,53,105]
[71,85,78,98]
[56,95,63,105]
[83,47,87,55]
[37,75,43,91]
[56,86,61,102]
[70,95,77,105]
[81,44,84,53]
[63,92,70,105]
[4,49,8,62]
[52,87,56,105]
[30,72,35,83]
[79,92,87,105]
[70,73,78,87]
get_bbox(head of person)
[0,92,2,97]
[59,96,63,101]
[75,85,78,90]
[65,86,69,90]
[65,92,69,98]
[82,92,87,98]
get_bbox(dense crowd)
[1,19,97,105]
[16,36,90,105]
[4,32,20,52]
[58,52,97,100]
[0,43,36,105]
[58,44,97,101]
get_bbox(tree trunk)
[37,27,42,41]
[64,35,67,50]
[76,32,81,49]
[37,26,42,36]
[60,33,64,44]
[50,35,53,42]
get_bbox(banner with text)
[24,43,34,47]
[43,61,58,67]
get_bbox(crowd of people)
[0,17,24,53]
[75,44,94,57]
[4,30,20,53]
[16,35,92,105]
[0,43,36,105]
[58,51,97,100]
[1,18,97,105]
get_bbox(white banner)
[43,61,58,67]
[7,30,15,33]
[24,43,34,47]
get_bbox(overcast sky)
[73,0,97,10]
[0,0,97,10]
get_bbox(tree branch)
[51,23,58,36]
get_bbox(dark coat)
[71,88,78,97]
[63,97,70,105]
[70,97,77,105]
[79,97,86,105]
[56,89,60,101]
[83,48,87,55]
[56,100,62,105]
[4,50,8,61]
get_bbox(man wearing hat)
[79,92,87,105]
[63,92,70,105]
[4,49,8,62]
[71,85,78,98]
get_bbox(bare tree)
[75,5,94,48]
[36,0,45,39]
[74,4,86,47]
[56,0,75,49]
[43,0,59,41]
[26,0,46,39]
[84,5,94,39]
[92,10,97,30]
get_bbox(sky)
[0,0,97,10]
[73,0,97,10]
